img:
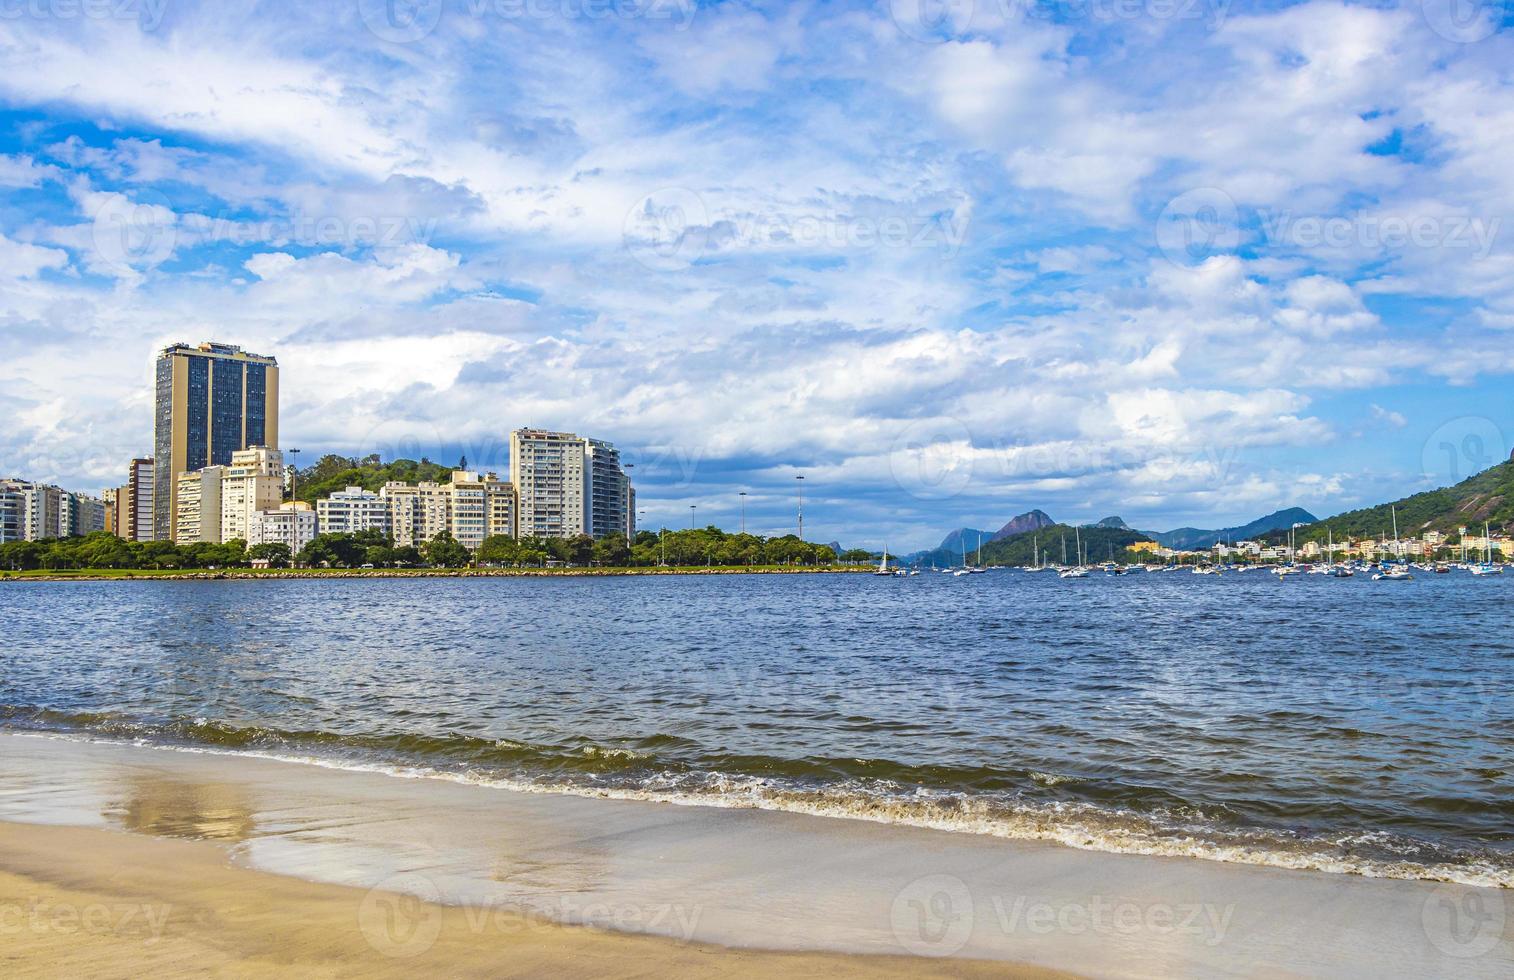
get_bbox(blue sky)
[0,0,1511,549]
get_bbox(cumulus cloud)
[0,1,1510,546]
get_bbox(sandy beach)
[0,821,1060,978]
[0,734,1508,978]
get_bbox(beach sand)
[0,734,1508,978]
[0,821,1053,978]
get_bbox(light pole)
[795,474,804,541]
[739,491,747,534]
[287,447,302,502]
[689,504,697,529]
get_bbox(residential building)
[317,486,391,536]
[510,428,631,540]
[247,502,317,554]
[62,493,105,536]
[0,479,104,541]
[174,467,224,543]
[103,487,120,536]
[381,481,451,547]
[445,471,516,550]
[125,457,155,541]
[219,447,285,543]
[486,476,517,541]
[153,341,279,541]
[585,439,630,540]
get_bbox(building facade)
[585,439,631,540]
[0,479,105,542]
[219,447,285,543]
[247,503,317,554]
[153,342,279,541]
[511,428,620,539]
[126,457,155,541]
[317,486,392,536]
[174,466,225,544]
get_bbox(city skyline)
[2,4,1513,551]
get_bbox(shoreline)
[0,565,870,582]
[0,733,1507,977]
[0,821,1056,978]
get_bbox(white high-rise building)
[585,439,631,540]
[317,486,391,536]
[218,447,284,543]
[510,429,588,539]
[247,502,317,553]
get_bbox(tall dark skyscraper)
[153,342,279,542]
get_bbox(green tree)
[423,531,471,568]
[476,535,521,566]
[248,542,292,567]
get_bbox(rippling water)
[2,571,1511,885]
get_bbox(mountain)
[1094,516,1130,529]
[1149,508,1319,550]
[1268,457,1514,545]
[980,523,1155,566]
[990,509,1055,540]
[902,527,998,567]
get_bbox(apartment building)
[174,466,225,543]
[510,429,629,540]
[247,502,317,554]
[317,486,392,536]
[0,479,105,542]
[219,447,285,543]
[376,471,515,549]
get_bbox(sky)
[1,0,1512,550]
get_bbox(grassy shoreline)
[0,564,872,582]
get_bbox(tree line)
[1,526,847,571]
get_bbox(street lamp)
[795,474,804,541]
[287,447,302,502]
[739,491,747,535]
[689,504,697,529]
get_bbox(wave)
[2,707,1510,889]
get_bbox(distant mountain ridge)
[1147,508,1318,550]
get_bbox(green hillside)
[294,454,457,504]
[978,523,1155,566]
[1271,457,1514,545]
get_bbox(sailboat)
[874,544,894,576]
[1059,527,1090,578]
[1372,507,1412,580]
[953,537,972,576]
[969,532,988,573]
[1470,521,1503,576]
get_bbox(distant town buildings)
[0,478,105,543]
[512,429,634,541]
[154,342,279,542]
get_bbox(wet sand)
[0,734,1508,977]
